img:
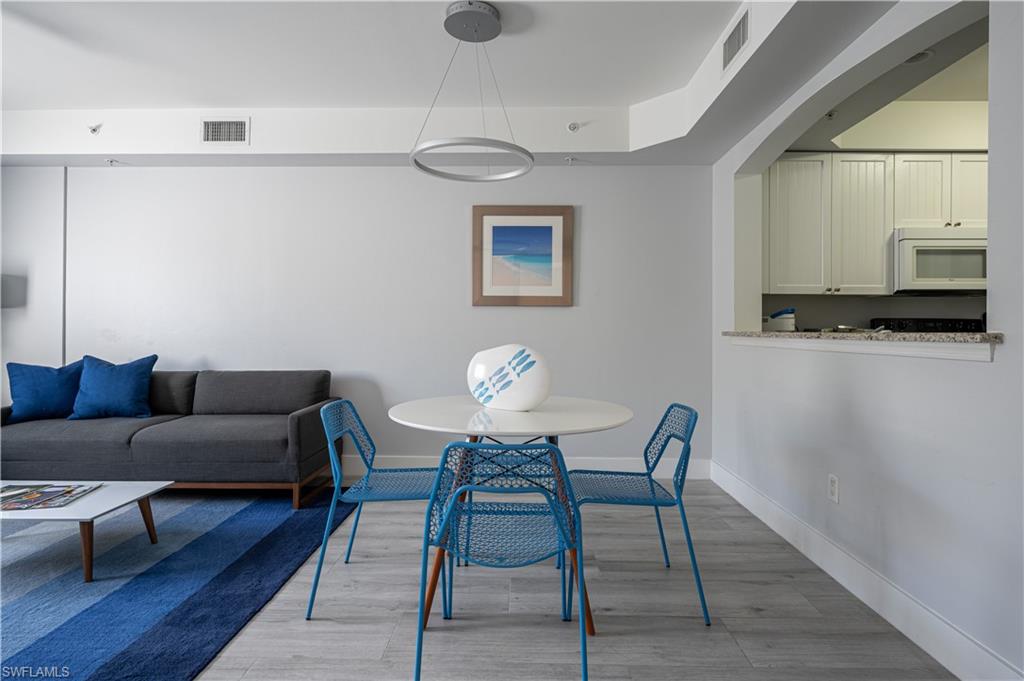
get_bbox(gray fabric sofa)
[1,370,336,508]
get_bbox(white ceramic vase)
[466,344,551,411]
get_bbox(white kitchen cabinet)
[830,153,894,295]
[895,153,988,229]
[895,153,952,229]
[768,153,831,294]
[766,151,985,297]
[951,153,988,229]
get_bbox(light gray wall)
[1,164,712,472]
[712,3,1022,679]
[1,167,65,403]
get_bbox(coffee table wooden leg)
[138,497,158,544]
[79,521,94,583]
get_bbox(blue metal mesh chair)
[414,442,590,681]
[569,403,710,625]
[305,399,438,619]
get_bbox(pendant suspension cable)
[481,41,515,144]
[414,40,463,147]
[475,42,487,138]
[474,40,491,175]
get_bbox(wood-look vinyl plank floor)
[198,481,954,681]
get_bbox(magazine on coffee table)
[1,484,103,511]
[1,485,47,502]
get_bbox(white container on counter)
[763,314,796,332]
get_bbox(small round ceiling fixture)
[444,1,501,42]
[410,1,534,183]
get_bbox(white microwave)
[894,228,987,292]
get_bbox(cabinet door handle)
[954,221,962,227]
[945,222,952,227]
[834,288,841,292]
[825,287,832,293]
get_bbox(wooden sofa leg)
[292,483,301,509]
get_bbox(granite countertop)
[723,330,1004,344]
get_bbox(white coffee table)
[0,480,172,582]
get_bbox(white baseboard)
[710,461,1023,681]
[340,455,710,481]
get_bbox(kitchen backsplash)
[762,295,987,330]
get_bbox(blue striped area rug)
[1,492,355,680]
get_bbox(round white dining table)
[388,394,632,636]
[387,395,634,440]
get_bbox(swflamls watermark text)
[1,666,72,678]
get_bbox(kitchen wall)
[761,294,986,329]
[834,100,987,150]
[0,164,713,474]
[712,3,1022,680]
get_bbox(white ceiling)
[1,2,740,111]
[899,44,987,101]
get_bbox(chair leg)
[573,535,590,681]
[343,502,364,564]
[560,551,571,621]
[305,488,340,620]
[678,500,711,626]
[455,490,472,567]
[566,560,574,620]
[442,551,454,619]
[414,539,432,681]
[440,552,448,619]
[463,490,474,567]
[654,506,671,568]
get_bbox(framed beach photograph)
[472,205,574,306]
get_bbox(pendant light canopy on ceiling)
[410,1,534,182]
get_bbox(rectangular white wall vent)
[723,11,749,70]
[202,119,249,144]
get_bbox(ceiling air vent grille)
[723,11,749,70]
[202,119,249,143]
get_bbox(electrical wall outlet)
[828,474,840,504]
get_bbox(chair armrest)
[287,398,338,462]
[1,406,10,426]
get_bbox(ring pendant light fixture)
[410,1,534,182]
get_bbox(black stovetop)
[869,317,986,333]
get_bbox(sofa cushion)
[192,371,330,415]
[131,415,290,464]
[6,359,85,424]
[1,415,181,463]
[70,354,159,419]
[149,371,198,415]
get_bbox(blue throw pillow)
[69,354,159,419]
[6,359,85,424]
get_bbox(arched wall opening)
[708,3,1023,681]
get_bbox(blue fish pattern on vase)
[466,344,551,411]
